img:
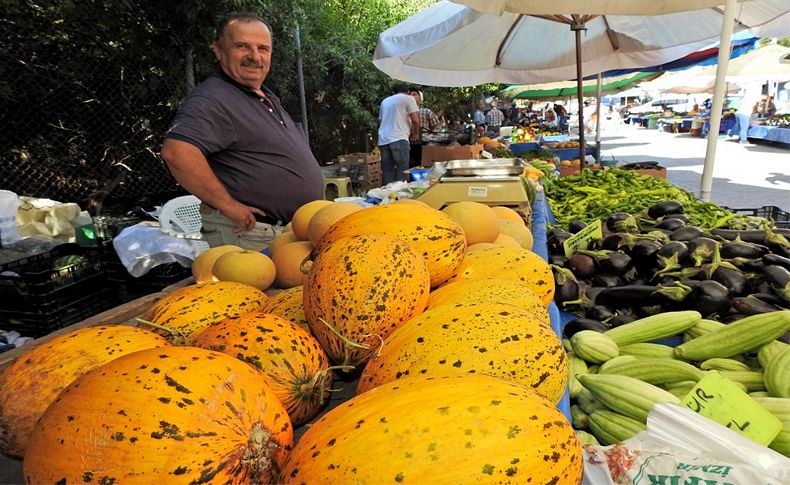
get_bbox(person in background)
[473,100,486,126]
[161,12,323,250]
[733,85,762,144]
[378,83,419,183]
[407,87,440,168]
[554,103,569,133]
[762,95,777,117]
[689,104,700,116]
[485,100,505,134]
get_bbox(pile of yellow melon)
[0,197,583,485]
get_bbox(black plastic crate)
[0,287,117,338]
[101,246,191,303]
[0,244,108,312]
[725,206,790,228]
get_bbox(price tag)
[562,219,603,259]
[681,371,782,446]
[467,186,488,198]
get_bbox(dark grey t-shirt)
[165,70,323,222]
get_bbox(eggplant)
[670,226,704,242]
[586,305,615,322]
[547,228,573,255]
[552,266,585,308]
[684,280,731,317]
[585,286,606,303]
[599,233,630,251]
[568,253,597,279]
[568,220,588,234]
[686,237,719,266]
[605,213,639,233]
[763,264,790,302]
[594,284,690,307]
[663,213,691,224]
[720,241,769,260]
[549,254,568,267]
[763,253,790,271]
[592,274,624,288]
[657,241,689,260]
[730,295,780,315]
[770,244,790,259]
[749,292,787,307]
[647,201,685,219]
[720,313,747,323]
[629,239,662,265]
[563,318,608,338]
[575,249,633,274]
[653,218,686,231]
[711,266,747,296]
[607,312,638,328]
[711,227,790,244]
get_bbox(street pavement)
[591,120,789,211]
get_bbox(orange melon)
[441,201,500,245]
[191,244,243,283]
[291,200,333,240]
[466,242,500,254]
[272,241,313,289]
[491,205,526,226]
[498,219,534,250]
[212,250,277,291]
[493,232,522,248]
[306,202,363,246]
[270,231,299,255]
[394,198,430,207]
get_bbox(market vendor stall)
[657,116,694,133]
[747,125,790,145]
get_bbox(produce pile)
[0,200,587,484]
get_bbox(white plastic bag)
[112,223,195,277]
[15,196,91,242]
[582,403,790,485]
[0,190,22,245]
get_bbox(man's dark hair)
[214,12,271,42]
[391,83,409,94]
[408,86,420,95]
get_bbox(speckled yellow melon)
[282,374,582,484]
[0,326,170,458]
[357,302,567,404]
[427,278,549,324]
[448,247,554,306]
[264,286,309,333]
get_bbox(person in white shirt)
[378,84,419,184]
[734,84,762,144]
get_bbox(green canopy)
[501,71,662,100]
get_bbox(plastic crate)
[0,243,114,337]
[725,206,790,228]
[101,246,191,303]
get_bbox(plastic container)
[725,206,790,228]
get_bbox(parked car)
[625,97,692,116]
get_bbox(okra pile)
[566,310,790,457]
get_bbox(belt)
[200,203,282,226]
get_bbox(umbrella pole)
[701,0,736,202]
[595,73,603,164]
[573,21,586,169]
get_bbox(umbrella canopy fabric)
[501,71,661,99]
[373,1,785,87]
[453,0,790,17]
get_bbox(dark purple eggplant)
[586,305,615,322]
[663,213,691,224]
[629,239,662,265]
[686,237,719,266]
[563,318,608,338]
[568,253,597,278]
[763,253,790,270]
[552,265,586,308]
[595,283,690,307]
[548,228,573,255]
[576,249,633,274]
[770,244,790,259]
[684,280,731,317]
[606,213,639,233]
[585,286,606,303]
[711,227,790,244]
[763,264,790,302]
[647,201,685,219]
[607,312,638,328]
[749,292,787,307]
[592,274,624,288]
[711,266,747,296]
[657,241,689,260]
[720,241,769,260]
[653,218,686,231]
[568,220,588,234]
[720,313,747,323]
[731,295,780,315]
[670,226,704,242]
[600,233,630,251]
[549,254,568,267]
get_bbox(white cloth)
[737,83,763,117]
[377,93,418,145]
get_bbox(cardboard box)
[421,144,483,166]
[621,166,667,179]
[337,152,379,166]
[559,165,602,176]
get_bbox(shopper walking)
[378,83,419,184]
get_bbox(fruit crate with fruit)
[0,243,114,337]
[99,243,192,304]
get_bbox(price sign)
[562,219,603,259]
[467,186,488,198]
[681,371,782,446]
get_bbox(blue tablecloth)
[531,190,571,419]
[541,134,570,143]
[658,117,693,132]
[701,118,736,137]
[509,142,541,155]
[548,146,596,161]
[748,125,790,145]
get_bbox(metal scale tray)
[438,158,526,180]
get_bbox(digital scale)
[416,158,533,215]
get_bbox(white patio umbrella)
[448,0,790,198]
[374,0,789,168]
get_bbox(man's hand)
[221,202,268,234]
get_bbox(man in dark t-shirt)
[161,13,323,250]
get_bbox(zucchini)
[758,340,789,369]
[769,430,790,457]
[684,319,726,340]
[575,430,600,446]
[752,397,790,421]
[720,370,766,392]
[598,355,638,374]
[604,311,701,347]
[764,346,790,398]
[619,342,677,360]
[700,358,752,372]
[599,358,705,385]
[673,311,790,361]
[577,386,606,414]
[663,380,697,399]
[568,352,589,399]
[749,391,770,398]
[571,330,619,364]
[570,404,589,429]
[588,409,647,445]
[578,374,680,422]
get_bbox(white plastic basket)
[158,195,210,255]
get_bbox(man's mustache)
[242,60,263,68]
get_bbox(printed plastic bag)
[582,403,790,485]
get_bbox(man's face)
[409,92,422,105]
[212,19,272,89]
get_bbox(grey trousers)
[380,139,411,184]
[200,205,282,251]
